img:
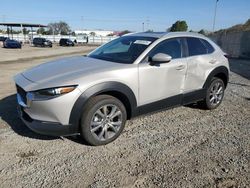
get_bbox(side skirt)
[132,89,206,118]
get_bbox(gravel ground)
[0,55,249,188]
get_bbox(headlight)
[29,86,77,100]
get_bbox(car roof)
[128,32,206,39]
[6,39,18,42]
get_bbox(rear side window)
[149,38,182,59]
[187,37,207,56]
[201,39,215,54]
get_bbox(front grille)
[16,84,27,104]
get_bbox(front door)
[138,38,187,106]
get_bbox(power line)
[213,0,219,31]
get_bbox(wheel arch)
[203,66,229,89]
[69,82,137,133]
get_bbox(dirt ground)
[0,43,96,63]
[0,48,249,188]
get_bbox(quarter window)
[201,39,215,54]
[186,37,207,56]
[149,38,182,59]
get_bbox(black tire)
[80,95,127,146]
[200,77,225,110]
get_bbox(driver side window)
[149,38,182,59]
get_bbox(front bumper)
[14,73,82,136]
[18,106,78,136]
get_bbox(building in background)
[75,30,114,36]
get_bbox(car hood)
[22,56,123,84]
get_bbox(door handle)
[176,65,185,70]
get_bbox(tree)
[22,28,29,35]
[170,20,188,32]
[11,30,22,34]
[47,21,71,35]
[119,30,131,36]
[107,32,115,36]
[89,32,96,36]
[37,27,46,35]
[198,29,206,35]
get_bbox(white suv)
[14,32,229,145]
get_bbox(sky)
[0,0,249,32]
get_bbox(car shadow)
[65,135,91,146]
[0,94,59,140]
[184,102,207,110]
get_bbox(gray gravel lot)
[0,52,249,187]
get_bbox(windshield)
[88,36,157,64]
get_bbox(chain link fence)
[0,33,117,44]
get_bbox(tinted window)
[201,39,215,54]
[149,38,182,59]
[187,37,207,56]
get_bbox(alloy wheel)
[209,81,224,106]
[90,104,122,141]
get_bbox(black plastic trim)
[132,89,206,117]
[133,94,182,117]
[182,89,206,105]
[203,66,229,89]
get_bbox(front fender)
[68,81,137,133]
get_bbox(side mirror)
[150,53,172,65]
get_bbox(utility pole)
[2,15,6,22]
[81,16,84,31]
[212,0,219,32]
[146,17,150,31]
[142,22,144,32]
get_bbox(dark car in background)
[3,39,22,49]
[59,38,75,46]
[0,36,8,42]
[33,37,52,47]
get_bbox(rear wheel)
[80,95,127,146]
[200,77,225,110]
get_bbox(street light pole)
[142,22,144,32]
[212,0,219,32]
[81,16,84,30]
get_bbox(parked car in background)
[14,32,229,145]
[0,36,8,42]
[33,37,52,47]
[59,38,75,46]
[3,39,22,48]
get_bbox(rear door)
[184,37,216,92]
[138,38,188,106]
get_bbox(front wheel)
[80,95,127,146]
[200,77,225,110]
